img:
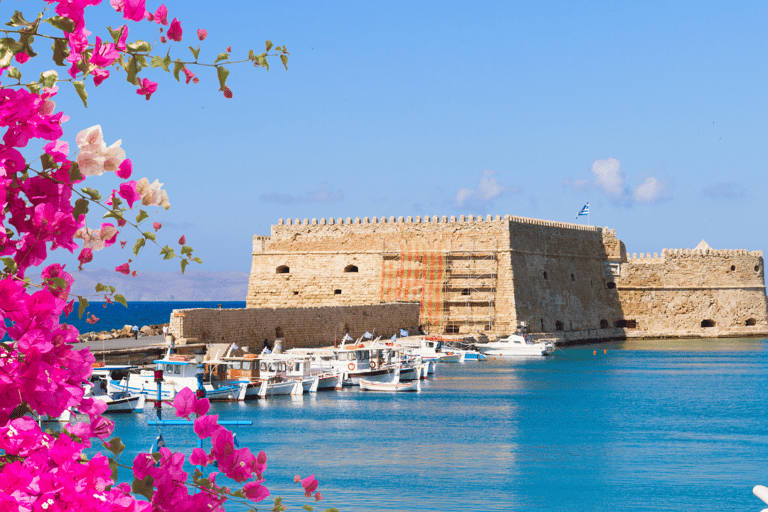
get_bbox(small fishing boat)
[359,369,419,392]
[475,330,554,357]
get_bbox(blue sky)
[32,0,768,274]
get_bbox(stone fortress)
[170,214,767,348]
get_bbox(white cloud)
[260,182,343,204]
[633,176,672,204]
[591,157,627,199]
[455,169,513,210]
[562,178,590,191]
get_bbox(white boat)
[258,355,341,393]
[360,369,419,392]
[113,352,243,401]
[318,345,395,386]
[475,333,554,356]
[89,367,146,413]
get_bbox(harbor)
[98,337,768,512]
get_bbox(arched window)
[701,319,716,328]
[344,265,359,273]
[606,282,616,289]
[755,266,761,272]
[730,265,736,271]
[570,274,575,282]
[555,321,564,331]
[276,265,289,274]
[600,319,609,329]
[543,271,548,280]
[746,318,757,326]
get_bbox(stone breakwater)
[77,323,169,342]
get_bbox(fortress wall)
[615,248,767,335]
[507,222,624,332]
[169,302,420,350]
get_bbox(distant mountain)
[59,268,249,301]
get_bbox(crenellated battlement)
[626,248,763,263]
[275,214,601,232]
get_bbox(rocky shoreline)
[77,322,170,342]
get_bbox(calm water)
[66,301,246,333]
[104,338,768,512]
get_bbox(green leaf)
[280,54,288,70]
[81,188,101,201]
[265,40,273,52]
[21,277,31,289]
[160,246,176,260]
[248,49,256,61]
[43,16,75,33]
[45,277,67,292]
[125,56,138,86]
[135,210,149,223]
[0,39,18,68]
[133,237,146,256]
[143,231,156,241]
[275,46,282,52]
[102,437,125,457]
[107,26,125,44]
[323,509,340,512]
[163,54,172,70]
[7,11,34,28]
[302,506,313,511]
[39,70,58,89]
[73,81,87,107]
[51,39,69,66]
[127,40,152,52]
[180,259,188,274]
[114,294,128,308]
[27,83,41,95]
[151,55,170,72]
[173,59,183,82]
[1,257,17,274]
[181,245,193,256]
[19,33,37,59]
[6,67,21,80]
[41,153,57,171]
[78,297,89,319]
[131,476,154,501]
[109,458,118,482]
[110,196,123,208]
[103,211,124,222]
[69,162,83,183]
[135,54,148,68]
[214,52,229,63]
[216,66,229,90]
[109,285,115,294]
[72,198,89,220]
[95,283,107,292]
[192,257,203,264]
[189,46,200,60]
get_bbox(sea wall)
[168,302,420,350]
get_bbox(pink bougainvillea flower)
[131,270,137,277]
[118,180,139,208]
[63,299,74,317]
[173,388,196,418]
[223,87,233,99]
[182,66,196,84]
[167,18,183,42]
[153,4,169,25]
[136,78,158,100]
[153,222,162,231]
[92,68,110,86]
[189,447,208,466]
[122,0,146,21]
[294,474,301,483]
[226,46,232,53]
[117,158,133,179]
[315,492,323,501]
[192,76,199,84]
[194,414,221,439]
[117,217,127,227]
[43,139,69,163]
[78,248,93,270]
[120,241,127,248]
[301,475,318,497]
[14,52,30,64]
[89,37,120,67]
[115,25,129,51]
[161,36,167,43]
[197,29,207,40]
[178,235,186,245]
[86,313,99,324]
[243,481,270,502]
[115,262,130,275]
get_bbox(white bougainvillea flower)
[76,125,104,148]
[102,140,126,172]
[136,178,171,210]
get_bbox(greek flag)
[363,331,373,339]
[343,333,353,341]
[400,329,409,337]
[391,334,397,343]
[575,202,589,219]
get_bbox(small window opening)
[293,291,299,295]
[755,265,760,272]
[276,265,290,274]
[275,327,284,338]
[540,318,545,331]
[461,288,471,296]
[730,265,736,271]
[555,321,564,331]
[600,319,609,329]
[606,282,616,289]
[344,265,359,273]
[701,319,716,328]
[543,271,548,280]
[746,318,757,326]
[445,323,460,334]
[614,319,637,329]
[334,289,342,295]
[571,274,575,282]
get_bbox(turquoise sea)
[102,337,768,512]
